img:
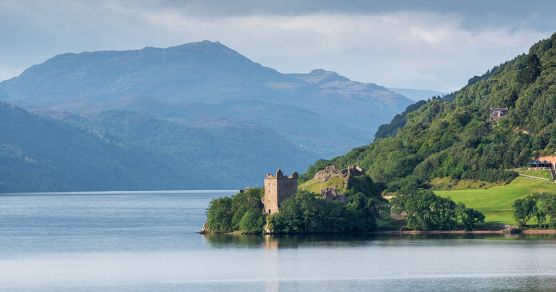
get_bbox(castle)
[263,169,298,214]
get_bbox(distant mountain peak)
[300,69,349,84]
[168,40,237,55]
[172,40,223,49]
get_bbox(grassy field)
[299,176,346,194]
[436,176,556,224]
[515,168,553,180]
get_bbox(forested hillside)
[303,33,556,192]
[0,102,180,192]
[0,103,317,192]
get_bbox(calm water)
[2,191,556,291]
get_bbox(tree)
[268,196,304,233]
[456,203,485,230]
[206,189,263,234]
[230,188,263,230]
[513,193,556,229]
[513,196,537,227]
[516,54,542,84]
[239,211,264,234]
[545,196,556,228]
[532,193,550,228]
[206,197,233,233]
[346,192,378,232]
[392,191,458,231]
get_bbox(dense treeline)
[303,33,556,192]
[513,193,556,228]
[374,100,427,140]
[392,191,484,230]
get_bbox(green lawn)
[299,176,346,194]
[515,168,553,180]
[436,176,556,224]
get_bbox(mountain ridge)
[0,41,412,158]
[0,41,414,192]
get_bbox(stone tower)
[263,169,298,215]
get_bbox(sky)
[1,0,556,92]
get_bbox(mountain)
[0,41,413,192]
[302,33,556,192]
[0,41,412,157]
[0,102,318,192]
[389,88,446,101]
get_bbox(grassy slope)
[515,168,552,180]
[299,176,346,194]
[436,176,556,224]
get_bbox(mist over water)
[1,191,556,291]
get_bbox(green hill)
[437,176,556,224]
[303,33,556,193]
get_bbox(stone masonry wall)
[263,169,298,214]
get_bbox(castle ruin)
[263,169,298,215]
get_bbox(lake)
[1,190,556,291]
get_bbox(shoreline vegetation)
[202,172,556,236]
[202,170,388,235]
[202,168,493,235]
[202,172,556,235]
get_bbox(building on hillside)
[529,156,556,170]
[528,160,552,169]
[263,169,298,215]
[489,107,508,122]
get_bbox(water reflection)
[204,233,556,249]
[203,234,383,249]
[3,192,556,291]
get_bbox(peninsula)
[203,33,556,235]
[202,166,485,234]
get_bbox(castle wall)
[263,170,298,215]
[263,177,279,214]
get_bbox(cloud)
[134,10,550,91]
[0,1,554,91]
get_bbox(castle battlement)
[263,169,298,215]
[265,169,299,180]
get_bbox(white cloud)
[134,11,549,91]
